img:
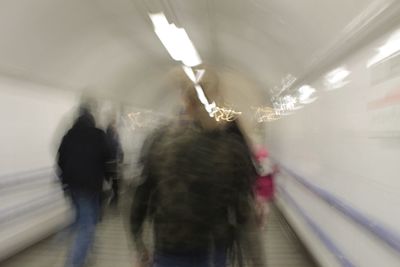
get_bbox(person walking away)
[254,147,276,230]
[106,120,124,205]
[57,106,111,267]
[130,68,266,267]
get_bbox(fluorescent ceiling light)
[176,29,202,67]
[195,69,205,83]
[149,13,202,67]
[182,66,206,85]
[298,85,316,103]
[324,67,351,90]
[149,13,169,30]
[300,96,318,104]
[194,84,210,106]
[182,65,196,83]
[281,95,296,110]
[367,29,400,68]
[325,68,350,85]
[194,84,218,117]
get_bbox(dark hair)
[78,105,91,116]
[73,105,95,128]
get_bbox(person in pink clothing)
[254,147,276,229]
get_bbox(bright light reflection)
[149,13,202,67]
[325,68,350,84]
[282,95,296,110]
[193,84,216,117]
[183,66,206,84]
[254,106,280,122]
[195,69,205,83]
[194,84,209,106]
[273,74,297,93]
[193,84,241,121]
[298,85,316,103]
[213,107,242,122]
[300,97,318,104]
[367,29,400,68]
[183,65,196,83]
[324,67,350,89]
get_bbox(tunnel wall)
[0,76,76,260]
[0,76,79,173]
[267,25,400,267]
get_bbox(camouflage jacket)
[130,122,257,256]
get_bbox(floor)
[0,203,318,267]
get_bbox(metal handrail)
[278,162,400,254]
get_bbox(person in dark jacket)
[58,106,111,267]
[130,69,266,267]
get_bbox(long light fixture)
[324,67,351,89]
[149,13,202,67]
[182,65,196,83]
[149,13,241,122]
[194,84,212,109]
[182,65,206,84]
[298,85,316,103]
[367,29,400,68]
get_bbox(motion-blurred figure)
[106,120,124,206]
[130,69,266,267]
[254,148,276,229]
[57,106,111,267]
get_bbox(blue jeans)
[66,191,99,267]
[153,248,227,267]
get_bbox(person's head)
[74,103,95,128]
[178,67,226,129]
[78,95,97,117]
[78,104,91,117]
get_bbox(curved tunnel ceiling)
[0,0,394,110]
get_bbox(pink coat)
[255,174,275,202]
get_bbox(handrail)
[0,189,64,225]
[0,167,66,224]
[0,167,55,189]
[0,167,52,179]
[278,185,355,267]
[277,162,400,254]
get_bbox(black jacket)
[57,114,111,193]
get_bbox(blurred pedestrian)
[254,147,276,229]
[130,69,266,267]
[106,120,124,206]
[57,105,111,267]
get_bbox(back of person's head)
[177,66,227,130]
[180,67,254,145]
[74,103,95,128]
[78,104,91,117]
[77,95,97,117]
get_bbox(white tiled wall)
[268,25,400,267]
